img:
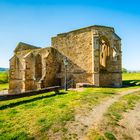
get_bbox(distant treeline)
[0,67,9,83]
[0,67,9,72]
[122,68,140,73]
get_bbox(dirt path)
[65,88,140,140]
[118,103,140,140]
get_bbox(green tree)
[122,68,127,73]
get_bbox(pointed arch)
[99,36,110,70]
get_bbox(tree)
[122,68,127,73]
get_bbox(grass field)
[0,72,8,83]
[0,72,8,91]
[0,73,140,139]
[0,83,9,91]
[122,72,140,86]
[0,88,116,140]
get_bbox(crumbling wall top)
[14,42,41,53]
[54,25,115,37]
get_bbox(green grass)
[87,131,117,140]
[0,88,116,140]
[0,72,8,84]
[104,131,116,140]
[0,72,8,91]
[122,73,140,86]
[0,83,8,91]
[122,72,140,80]
[87,129,105,140]
[0,73,140,139]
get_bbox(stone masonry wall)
[9,25,122,93]
[51,29,93,86]
[9,47,59,93]
[92,27,122,87]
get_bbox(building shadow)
[0,92,67,110]
[122,80,140,87]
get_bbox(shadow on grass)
[0,80,8,84]
[0,92,67,110]
[102,92,115,95]
[122,80,140,87]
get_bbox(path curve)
[66,88,140,140]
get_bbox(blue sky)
[0,0,140,70]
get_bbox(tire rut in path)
[65,88,140,140]
[118,102,140,140]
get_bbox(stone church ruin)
[9,25,122,94]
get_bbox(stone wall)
[51,28,93,86]
[52,26,122,87]
[39,48,59,88]
[9,25,122,94]
[99,73,122,87]
[9,54,25,93]
[92,26,122,87]
[9,46,59,93]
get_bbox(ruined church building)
[9,25,122,94]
